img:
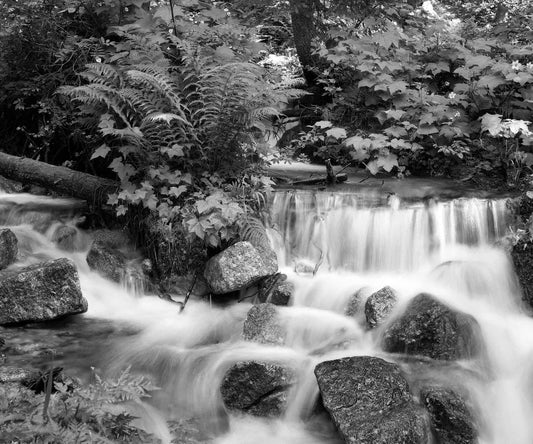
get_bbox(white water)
[2,189,533,444]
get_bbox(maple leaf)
[477,75,504,91]
[386,109,405,121]
[417,124,439,135]
[169,185,187,198]
[314,121,333,129]
[161,144,184,158]
[326,128,347,139]
[385,126,408,138]
[366,160,380,175]
[388,81,408,94]
[480,114,503,137]
[90,144,110,160]
[377,154,398,172]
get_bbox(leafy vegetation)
[0,368,158,443]
[1,0,532,276]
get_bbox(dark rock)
[243,303,285,345]
[0,258,88,325]
[345,287,372,317]
[382,294,481,361]
[511,236,533,309]
[52,225,78,251]
[22,366,67,394]
[220,361,295,417]
[204,241,274,294]
[91,229,131,249]
[258,274,293,306]
[0,228,18,269]
[421,386,477,444]
[0,174,23,193]
[86,241,127,283]
[315,356,429,444]
[270,281,293,306]
[365,286,398,329]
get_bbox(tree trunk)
[0,152,119,207]
[288,0,319,84]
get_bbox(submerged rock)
[315,356,429,443]
[86,241,127,283]
[243,303,285,345]
[421,386,477,444]
[382,294,481,361]
[345,287,372,318]
[220,361,295,417]
[52,225,79,252]
[365,286,398,329]
[0,258,87,325]
[0,228,18,270]
[204,241,275,294]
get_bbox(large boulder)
[220,361,295,417]
[86,241,127,283]
[315,356,429,444]
[365,286,398,329]
[0,228,18,270]
[0,258,87,325]
[382,294,481,361]
[421,386,477,444]
[204,241,275,294]
[243,303,285,345]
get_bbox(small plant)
[0,367,158,444]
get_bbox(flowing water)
[1,187,533,444]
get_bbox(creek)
[1,185,532,444]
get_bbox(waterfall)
[268,190,509,272]
[3,187,533,444]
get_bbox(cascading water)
[2,186,533,444]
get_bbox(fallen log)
[0,152,119,206]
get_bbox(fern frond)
[81,63,122,88]
[58,84,131,127]
[238,216,270,248]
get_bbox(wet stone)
[0,228,18,270]
[382,293,482,361]
[243,303,285,345]
[365,286,398,329]
[220,361,295,417]
[315,356,430,444]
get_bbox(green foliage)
[304,1,533,181]
[0,368,158,444]
[55,4,303,275]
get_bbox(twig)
[169,0,179,37]
[42,367,54,421]
[179,272,198,313]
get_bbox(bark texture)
[0,152,119,207]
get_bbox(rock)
[86,241,127,283]
[345,287,372,317]
[511,237,533,309]
[91,229,131,249]
[253,244,278,275]
[315,356,429,444]
[0,174,22,193]
[258,274,293,306]
[52,225,78,251]
[243,303,285,345]
[365,286,398,329]
[0,258,88,325]
[220,361,295,417]
[204,241,274,294]
[0,228,17,269]
[382,294,481,361]
[0,366,37,384]
[421,386,477,444]
[270,281,293,306]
